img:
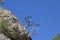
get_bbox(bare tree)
[24,16,40,36]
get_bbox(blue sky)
[2,0,60,40]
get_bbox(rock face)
[0,8,32,40]
[0,33,11,40]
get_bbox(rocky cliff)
[0,7,32,40]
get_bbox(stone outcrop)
[0,7,32,40]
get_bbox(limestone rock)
[0,33,11,40]
[0,7,32,40]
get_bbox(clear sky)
[2,0,60,40]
